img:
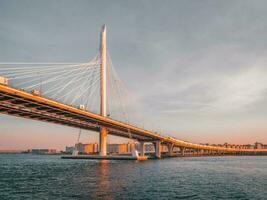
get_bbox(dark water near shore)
[0,154,266,200]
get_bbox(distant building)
[145,143,155,152]
[242,144,254,149]
[65,140,267,155]
[107,143,132,154]
[65,146,75,153]
[65,143,134,154]
[75,143,84,153]
[84,143,98,154]
[30,149,57,154]
[255,142,263,149]
[141,143,168,153]
[0,149,22,154]
[202,142,267,150]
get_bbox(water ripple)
[0,155,267,199]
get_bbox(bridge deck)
[1,84,267,154]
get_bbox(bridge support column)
[99,127,108,156]
[99,25,107,156]
[167,143,174,157]
[139,141,145,156]
[209,150,213,156]
[180,147,185,156]
[154,141,162,159]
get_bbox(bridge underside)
[0,89,152,141]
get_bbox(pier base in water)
[61,155,148,161]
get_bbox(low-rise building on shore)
[65,142,134,155]
[65,141,267,155]
[206,142,267,150]
[29,149,57,154]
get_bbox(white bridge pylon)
[99,24,108,156]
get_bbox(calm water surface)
[0,154,266,199]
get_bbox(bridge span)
[1,84,267,158]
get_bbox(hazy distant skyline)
[1,0,267,150]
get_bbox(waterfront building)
[107,143,132,154]
[30,149,57,154]
[143,143,168,153]
[145,143,155,153]
[242,144,254,149]
[65,143,134,154]
[75,143,84,153]
[65,141,267,155]
[255,142,263,149]
[65,146,75,153]
[84,143,98,154]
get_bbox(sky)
[0,0,267,150]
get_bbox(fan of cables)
[106,51,145,127]
[0,53,147,128]
[0,56,101,113]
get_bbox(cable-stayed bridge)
[0,25,266,159]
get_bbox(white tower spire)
[99,24,107,156]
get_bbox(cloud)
[130,42,267,135]
[211,66,267,112]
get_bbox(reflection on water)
[98,160,109,187]
[96,160,113,200]
[0,154,267,199]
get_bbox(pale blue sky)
[1,0,267,150]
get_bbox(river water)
[0,154,266,199]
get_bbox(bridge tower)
[99,24,108,156]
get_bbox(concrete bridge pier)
[99,127,108,156]
[139,141,145,156]
[153,141,162,159]
[180,147,185,156]
[167,143,174,157]
[194,149,197,154]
